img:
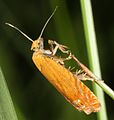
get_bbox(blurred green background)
[0,0,114,120]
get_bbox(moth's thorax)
[31,38,52,56]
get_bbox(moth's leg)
[48,40,59,55]
[74,73,94,81]
[68,66,75,71]
[57,52,72,63]
[75,69,84,75]
[48,40,69,55]
[70,54,98,80]
[48,40,54,52]
[70,54,104,82]
[52,55,72,66]
[73,70,94,81]
[76,73,104,82]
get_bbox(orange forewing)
[32,51,101,115]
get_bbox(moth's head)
[31,38,44,52]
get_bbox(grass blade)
[0,67,18,120]
[80,0,108,120]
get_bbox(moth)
[6,7,101,115]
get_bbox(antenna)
[5,6,58,42]
[5,23,33,42]
[38,6,58,39]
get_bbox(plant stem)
[95,80,114,100]
[80,0,108,120]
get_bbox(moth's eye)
[31,46,36,51]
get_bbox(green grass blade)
[80,0,108,120]
[0,67,18,120]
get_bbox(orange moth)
[6,7,101,114]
